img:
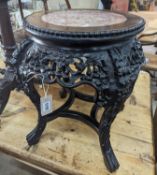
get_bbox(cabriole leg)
[23,81,46,146]
[0,68,16,115]
[99,102,124,172]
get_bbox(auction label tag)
[40,95,53,116]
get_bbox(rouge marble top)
[42,10,127,27]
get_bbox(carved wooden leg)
[90,104,99,121]
[99,102,124,172]
[26,117,46,146]
[0,39,33,116]
[0,79,11,114]
[0,68,16,114]
[59,87,68,98]
[23,81,46,146]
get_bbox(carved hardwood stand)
[0,9,145,173]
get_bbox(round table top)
[24,9,145,43]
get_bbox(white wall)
[69,0,99,9]
[9,0,100,10]
[47,0,99,10]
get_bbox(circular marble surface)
[24,10,145,43]
[42,10,127,27]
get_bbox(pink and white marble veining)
[42,10,127,27]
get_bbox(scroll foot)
[26,119,46,146]
[101,144,119,172]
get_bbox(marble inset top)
[42,10,127,27]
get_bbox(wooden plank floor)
[0,71,155,175]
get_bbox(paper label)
[40,95,53,116]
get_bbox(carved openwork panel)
[17,39,145,107]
